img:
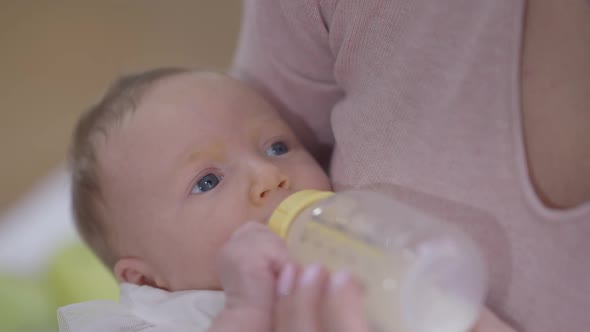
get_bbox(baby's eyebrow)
[248,116,290,133]
[184,140,227,165]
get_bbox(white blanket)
[0,166,78,276]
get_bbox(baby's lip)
[262,210,276,225]
[255,210,271,226]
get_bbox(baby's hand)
[216,222,290,313]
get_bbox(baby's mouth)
[263,206,279,225]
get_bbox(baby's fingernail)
[329,270,350,292]
[299,264,322,287]
[277,263,295,296]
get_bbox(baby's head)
[70,68,330,291]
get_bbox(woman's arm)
[230,0,342,166]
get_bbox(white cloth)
[57,283,226,332]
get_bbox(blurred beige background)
[0,1,241,214]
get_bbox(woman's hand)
[273,264,371,332]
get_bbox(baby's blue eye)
[191,173,222,194]
[265,141,289,157]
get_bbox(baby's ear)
[114,257,166,289]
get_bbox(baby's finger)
[216,221,291,310]
[230,221,268,240]
[275,264,329,332]
[320,271,371,332]
[227,221,291,267]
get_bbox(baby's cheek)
[174,241,221,290]
[305,166,331,191]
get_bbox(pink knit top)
[231,0,590,331]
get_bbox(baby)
[59,68,359,332]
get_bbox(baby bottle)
[268,190,487,332]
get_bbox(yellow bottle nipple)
[268,190,334,238]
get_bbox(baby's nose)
[249,164,290,205]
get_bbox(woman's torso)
[323,1,590,330]
[520,0,590,209]
[232,0,590,330]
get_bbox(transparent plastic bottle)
[269,190,487,332]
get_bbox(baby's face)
[97,72,330,291]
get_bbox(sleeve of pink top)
[230,0,342,167]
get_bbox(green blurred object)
[0,275,54,332]
[0,242,119,332]
[46,241,119,308]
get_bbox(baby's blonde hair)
[70,67,192,270]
